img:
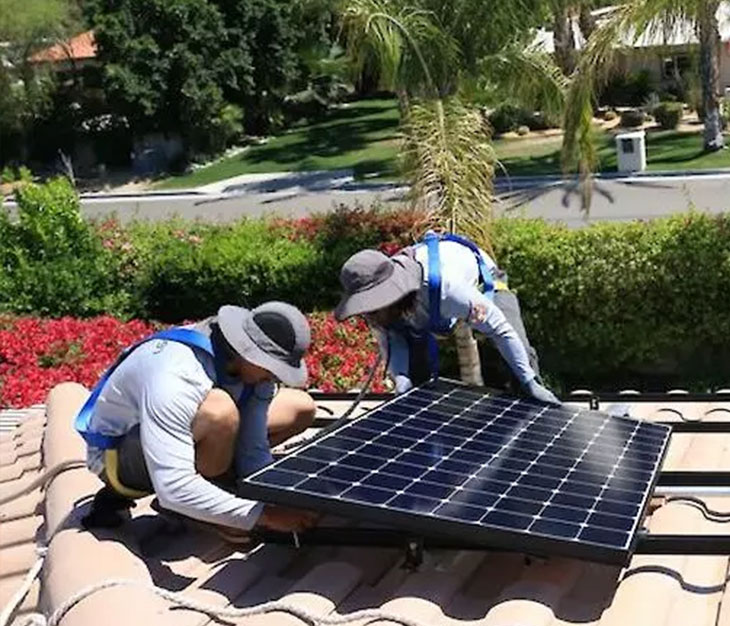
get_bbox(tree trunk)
[553,3,577,76]
[578,3,596,42]
[454,321,484,386]
[698,0,725,151]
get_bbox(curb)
[495,168,730,191]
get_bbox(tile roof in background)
[29,31,97,64]
[2,388,730,626]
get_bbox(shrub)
[488,105,555,134]
[494,213,730,391]
[523,111,556,131]
[488,104,526,135]
[1,166,14,184]
[4,181,730,390]
[123,204,429,322]
[653,102,683,129]
[600,69,656,107]
[0,178,125,317]
[17,166,33,183]
[619,109,645,128]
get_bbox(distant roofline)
[29,30,97,64]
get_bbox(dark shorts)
[405,290,541,394]
[103,423,239,498]
[101,425,154,495]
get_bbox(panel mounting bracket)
[404,537,424,570]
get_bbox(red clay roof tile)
[29,31,97,63]
[4,390,730,626]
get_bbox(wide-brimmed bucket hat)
[334,249,422,321]
[217,301,310,387]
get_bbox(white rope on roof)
[0,550,46,626]
[1,459,432,626]
[22,577,433,626]
[0,460,87,506]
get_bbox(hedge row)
[2,178,730,390]
[493,216,730,390]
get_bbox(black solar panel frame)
[241,378,671,565]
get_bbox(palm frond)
[340,0,459,96]
[341,0,405,90]
[482,43,568,122]
[561,0,690,211]
[401,97,496,253]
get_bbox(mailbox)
[615,130,646,173]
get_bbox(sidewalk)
[196,169,403,196]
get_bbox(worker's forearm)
[467,295,535,384]
[153,470,263,529]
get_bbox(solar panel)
[241,379,671,565]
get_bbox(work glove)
[394,375,413,395]
[525,378,561,406]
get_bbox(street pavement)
[3,170,730,225]
[496,172,730,227]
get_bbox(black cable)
[282,351,386,452]
[665,495,730,520]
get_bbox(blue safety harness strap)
[422,231,496,378]
[75,328,252,450]
[440,233,495,298]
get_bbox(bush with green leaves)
[653,102,683,130]
[494,214,730,391]
[0,177,126,316]
[599,69,656,108]
[488,104,527,135]
[619,108,645,128]
[126,219,326,321]
[125,204,428,321]
[1,165,14,184]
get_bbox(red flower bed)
[305,312,387,394]
[0,313,385,408]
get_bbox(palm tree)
[698,0,725,150]
[341,0,565,385]
[562,0,726,209]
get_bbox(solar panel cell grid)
[241,379,671,564]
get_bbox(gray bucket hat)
[217,302,310,387]
[334,249,422,321]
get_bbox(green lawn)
[157,102,730,189]
[494,128,730,178]
[156,99,401,189]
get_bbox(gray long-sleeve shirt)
[376,240,537,393]
[86,328,273,529]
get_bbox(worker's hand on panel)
[525,379,561,406]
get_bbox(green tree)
[0,0,77,162]
[91,0,235,157]
[212,0,319,134]
[342,0,563,243]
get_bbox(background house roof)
[29,31,97,64]
[535,3,730,54]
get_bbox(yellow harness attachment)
[103,449,150,499]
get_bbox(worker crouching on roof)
[335,232,560,405]
[77,302,317,534]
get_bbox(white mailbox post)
[615,130,646,173]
